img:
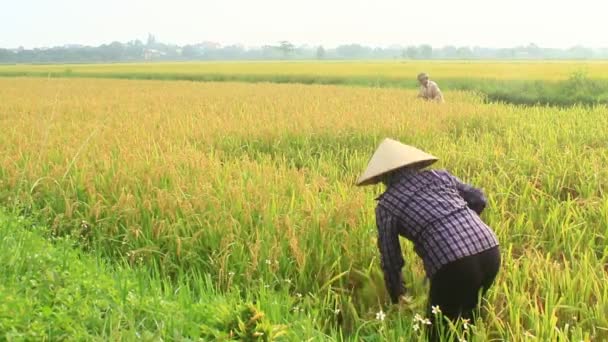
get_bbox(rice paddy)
[3,60,608,80]
[0,68,607,340]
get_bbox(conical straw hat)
[356,138,438,186]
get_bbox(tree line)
[2,35,607,63]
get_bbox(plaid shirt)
[375,168,499,303]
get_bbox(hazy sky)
[2,0,607,49]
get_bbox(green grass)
[0,209,331,341]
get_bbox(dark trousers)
[427,247,501,341]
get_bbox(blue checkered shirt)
[375,168,499,303]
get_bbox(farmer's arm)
[430,83,444,102]
[376,205,406,303]
[417,86,426,98]
[452,175,487,214]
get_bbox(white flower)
[228,271,235,277]
[285,279,292,284]
[413,323,420,332]
[423,319,432,325]
[414,313,423,322]
[431,305,441,315]
[376,310,386,321]
[462,318,470,330]
[265,259,272,265]
[334,309,340,315]
[459,338,467,342]
[296,293,303,298]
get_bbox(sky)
[2,0,608,49]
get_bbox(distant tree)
[568,45,593,59]
[442,45,458,59]
[419,44,433,59]
[336,44,370,59]
[182,45,201,59]
[405,46,419,59]
[497,48,515,59]
[3,37,607,62]
[218,45,245,60]
[99,41,125,61]
[456,47,473,59]
[260,45,279,59]
[316,45,325,60]
[0,48,14,62]
[125,40,145,60]
[278,41,295,59]
[146,33,156,47]
[524,43,541,58]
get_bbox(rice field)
[1,74,607,341]
[3,60,608,80]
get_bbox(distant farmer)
[356,138,500,339]
[417,72,444,103]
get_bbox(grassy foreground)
[1,77,607,340]
[2,61,608,105]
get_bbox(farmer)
[356,138,500,338]
[417,72,444,103]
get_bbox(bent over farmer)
[417,72,444,103]
[356,138,500,338]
